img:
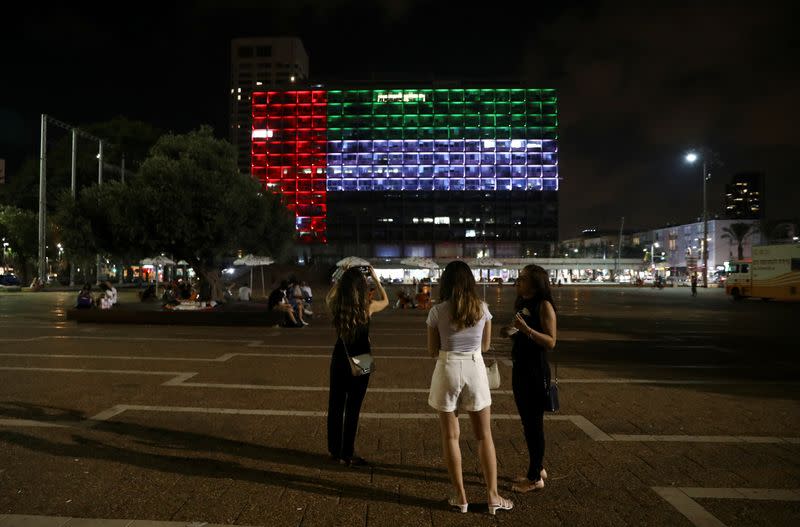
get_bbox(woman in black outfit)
[326,266,388,467]
[503,264,557,492]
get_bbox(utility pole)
[615,216,624,280]
[702,160,709,288]
[69,129,77,286]
[96,140,103,284]
[37,115,48,283]
[36,115,125,288]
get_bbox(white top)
[105,287,118,305]
[426,300,492,353]
[238,286,252,301]
[301,285,312,299]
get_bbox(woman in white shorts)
[427,260,513,515]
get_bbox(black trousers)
[512,359,546,481]
[327,349,371,459]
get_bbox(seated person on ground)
[287,277,308,325]
[300,280,313,315]
[139,284,157,302]
[268,280,303,327]
[76,284,94,309]
[238,282,252,302]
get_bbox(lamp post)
[685,151,709,288]
[651,241,660,279]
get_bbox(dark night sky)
[1,1,797,239]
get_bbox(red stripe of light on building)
[252,90,327,243]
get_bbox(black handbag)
[544,358,559,413]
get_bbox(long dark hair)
[327,267,370,343]
[515,264,556,312]
[439,260,483,329]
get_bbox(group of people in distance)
[75,281,118,309]
[267,277,313,327]
[326,261,557,514]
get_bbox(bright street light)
[685,150,709,288]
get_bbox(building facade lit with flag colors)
[251,86,559,258]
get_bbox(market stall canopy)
[233,254,275,266]
[467,257,503,268]
[400,257,439,269]
[150,255,176,266]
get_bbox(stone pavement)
[0,287,799,526]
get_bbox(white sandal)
[448,496,468,513]
[488,496,514,515]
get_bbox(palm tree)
[721,222,756,260]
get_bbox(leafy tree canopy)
[54,126,294,297]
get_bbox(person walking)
[502,264,557,493]
[326,266,388,467]
[427,261,513,515]
[691,273,698,297]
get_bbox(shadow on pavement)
[0,401,489,509]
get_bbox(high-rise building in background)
[251,85,559,260]
[230,37,308,174]
[724,172,764,219]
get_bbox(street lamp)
[685,151,709,288]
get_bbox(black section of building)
[725,172,764,219]
[318,190,558,259]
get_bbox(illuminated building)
[725,172,764,220]
[230,37,308,174]
[251,86,559,258]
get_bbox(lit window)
[412,218,420,224]
[423,218,434,223]
[466,229,477,238]
[434,217,450,225]
[252,129,273,139]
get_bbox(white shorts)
[428,350,492,413]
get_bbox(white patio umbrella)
[466,258,504,300]
[332,256,371,282]
[336,256,371,268]
[400,257,439,269]
[175,260,189,279]
[233,254,274,297]
[466,257,503,268]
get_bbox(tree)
[55,126,294,299]
[0,205,40,283]
[721,222,756,260]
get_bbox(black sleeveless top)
[335,320,371,357]
[511,298,548,369]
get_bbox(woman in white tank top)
[427,260,513,515]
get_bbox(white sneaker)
[301,320,309,326]
[304,309,314,316]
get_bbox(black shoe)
[342,455,370,468]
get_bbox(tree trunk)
[738,243,744,261]
[197,260,224,302]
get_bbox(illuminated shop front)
[251,87,559,258]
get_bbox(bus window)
[740,263,749,273]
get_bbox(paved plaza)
[0,286,799,526]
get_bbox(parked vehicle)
[726,244,800,301]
